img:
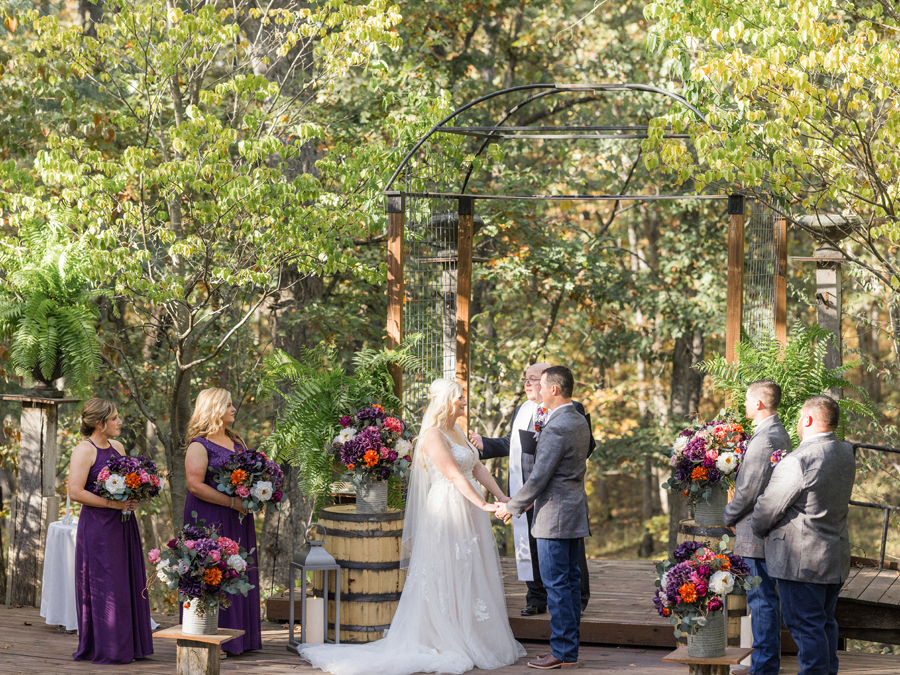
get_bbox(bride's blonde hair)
[184,388,246,451]
[419,378,463,434]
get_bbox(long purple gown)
[73,441,154,664]
[182,436,262,653]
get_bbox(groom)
[496,366,591,670]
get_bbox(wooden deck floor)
[4,604,900,675]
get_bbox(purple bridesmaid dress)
[73,441,154,664]
[182,436,262,653]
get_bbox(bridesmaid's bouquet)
[212,450,284,522]
[149,517,254,616]
[95,454,164,521]
[330,404,413,485]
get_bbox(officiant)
[469,362,595,616]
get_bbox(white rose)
[228,554,247,573]
[709,570,735,595]
[336,428,357,444]
[396,438,412,454]
[155,559,171,581]
[673,436,688,454]
[105,474,126,495]
[716,452,738,474]
[250,481,273,501]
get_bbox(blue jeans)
[778,579,841,675]
[537,538,582,663]
[746,558,781,675]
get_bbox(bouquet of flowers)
[653,539,758,637]
[212,450,284,522]
[95,454,164,521]
[149,517,254,616]
[663,411,750,506]
[331,404,413,485]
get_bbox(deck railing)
[851,443,900,569]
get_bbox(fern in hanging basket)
[0,224,103,394]
[696,323,876,445]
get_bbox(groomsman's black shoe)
[521,605,546,616]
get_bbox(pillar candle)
[305,597,325,644]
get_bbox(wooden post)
[4,396,77,607]
[815,245,843,399]
[725,194,745,364]
[386,193,405,400]
[155,626,244,675]
[456,197,474,434]
[774,216,788,345]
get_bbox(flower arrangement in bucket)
[149,516,255,634]
[330,404,413,512]
[663,411,749,523]
[654,539,759,657]
[212,450,285,522]
[95,454,163,521]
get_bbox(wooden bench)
[662,646,754,675]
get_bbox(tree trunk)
[77,0,103,37]
[857,304,882,403]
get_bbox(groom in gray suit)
[752,395,855,675]
[723,380,792,675]
[496,366,591,670]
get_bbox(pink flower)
[139,470,151,484]
[380,447,390,459]
[236,485,250,497]
[217,537,239,556]
[184,540,196,549]
[383,417,402,433]
[209,551,221,562]
[148,548,161,563]
[706,448,719,460]
[150,475,160,487]
[404,455,411,463]
[708,597,723,612]
[98,467,111,481]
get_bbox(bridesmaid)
[68,398,154,664]
[183,388,262,654]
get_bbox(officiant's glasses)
[523,378,541,385]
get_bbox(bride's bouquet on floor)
[212,450,285,522]
[149,517,254,616]
[95,454,164,521]
[331,404,414,485]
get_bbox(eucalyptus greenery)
[697,323,876,445]
[0,223,103,394]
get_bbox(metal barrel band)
[325,528,402,539]
[314,591,402,602]
[334,559,402,570]
[323,509,405,523]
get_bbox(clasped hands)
[482,495,513,524]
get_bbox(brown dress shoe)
[527,653,578,669]
[730,669,751,675]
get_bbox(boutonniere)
[533,406,550,440]
[770,449,788,467]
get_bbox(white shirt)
[546,401,574,421]
[802,431,832,441]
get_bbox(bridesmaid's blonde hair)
[80,398,117,436]
[184,388,246,451]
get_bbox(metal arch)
[382,83,711,195]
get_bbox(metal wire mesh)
[743,197,782,341]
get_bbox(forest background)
[0,0,898,610]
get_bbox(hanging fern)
[0,223,105,395]
[697,323,876,445]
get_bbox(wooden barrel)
[675,519,747,647]
[311,505,406,643]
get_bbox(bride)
[298,378,526,675]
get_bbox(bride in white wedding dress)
[298,378,526,675]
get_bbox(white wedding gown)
[298,430,526,675]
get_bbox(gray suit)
[751,432,856,584]
[723,415,792,558]
[506,405,591,539]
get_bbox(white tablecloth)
[40,518,160,633]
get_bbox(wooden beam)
[774,216,788,345]
[725,195,745,364]
[386,193,405,400]
[456,197,474,433]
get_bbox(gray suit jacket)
[722,415,792,558]
[750,432,855,584]
[506,405,591,539]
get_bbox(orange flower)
[125,472,142,489]
[363,449,380,468]
[691,466,708,481]
[204,567,223,585]
[715,555,732,570]
[682,490,689,496]
[373,404,385,413]
[347,464,355,470]
[230,469,247,486]
[679,583,698,603]
[662,608,670,616]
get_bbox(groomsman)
[469,363,595,616]
[722,380,792,675]
[752,396,855,675]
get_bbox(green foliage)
[259,338,425,503]
[697,324,877,445]
[0,222,103,394]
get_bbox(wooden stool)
[662,646,754,675]
[155,625,245,675]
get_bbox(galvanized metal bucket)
[687,608,726,658]
[356,479,388,514]
[182,598,219,635]
[694,488,728,527]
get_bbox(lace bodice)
[424,428,477,485]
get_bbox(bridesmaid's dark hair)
[81,398,118,436]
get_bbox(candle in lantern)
[305,597,325,643]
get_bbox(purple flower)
[387,450,398,462]
[339,416,353,427]
[728,553,751,576]
[167,538,178,549]
[695,581,708,597]
[708,597,723,611]
[357,407,386,421]
[707,468,722,483]
[701,455,716,469]
[272,490,283,504]
[673,541,702,563]
[179,578,203,599]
